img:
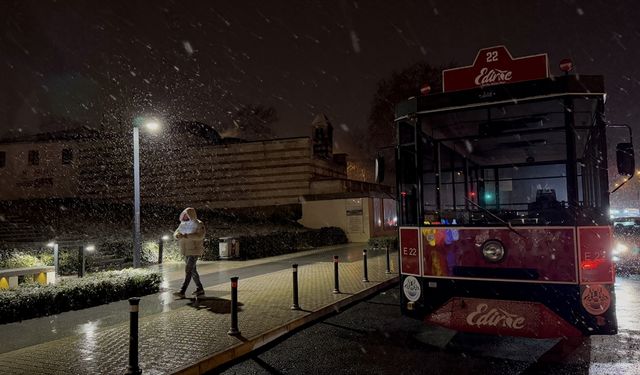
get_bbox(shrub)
[228,227,348,260]
[0,252,47,269]
[0,246,53,269]
[97,239,132,261]
[142,240,183,264]
[0,268,161,324]
[368,235,398,250]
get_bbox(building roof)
[0,126,104,144]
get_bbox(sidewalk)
[0,243,399,374]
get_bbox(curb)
[172,275,400,375]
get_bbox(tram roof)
[394,75,605,121]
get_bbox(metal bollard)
[362,249,369,282]
[333,255,340,294]
[385,245,391,274]
[126,297,142,375]
[157,238,164,265]
[228,277,240,336]
[291,264,300,310]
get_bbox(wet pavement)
[222,278,640,375]
[2,245,640,374]
[0,243,399,374]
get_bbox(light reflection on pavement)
[614,275,640,331]
[584,275,640,375]
[0,243,365,355]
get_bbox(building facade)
[0,117,395,241]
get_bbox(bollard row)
[125,249,396,372]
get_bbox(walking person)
[172,207,206,298]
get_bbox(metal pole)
[157,239,163,265]
[333,255,340,294]
[362,249,369,282]
[126,297,142,375]
[291,264,300,310]
[385,245,391,274]
[133,125,141,268]
[78,245,84,278]
[53,243,59,278]
[228,277,240,335]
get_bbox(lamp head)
[145,121,160,132]
[133,116,162,132]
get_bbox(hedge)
[1,227,349,271]
[201,227,348,260]
[367,235,398,250]
[0,268,162,324]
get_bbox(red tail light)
[581,259,605,270]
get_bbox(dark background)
[1,0,639,197]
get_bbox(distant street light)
[46,241,59,277]
[79,244,96,278]
[132,118,161,268]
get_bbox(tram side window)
[398,146,418,226]
[577,126,608,225]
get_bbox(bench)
[0,266,56,290]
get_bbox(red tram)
[393,46,635,338]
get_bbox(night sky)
[1,0,639,156]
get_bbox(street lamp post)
[133,124,141,268]
[78,244,95,278]
[132,119,160,268]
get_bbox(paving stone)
[0,250,399,374]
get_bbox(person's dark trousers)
[180,255,204,293]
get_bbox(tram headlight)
[482,240,505,262]
[612,242,629,256]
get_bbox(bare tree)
[223,105,278,141]
[366,62,445,154]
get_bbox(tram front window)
[423,158,571,226]
[417,97,605,227]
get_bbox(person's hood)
[180,207,198,221]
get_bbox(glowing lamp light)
[85,245,96,252]
[46,241,56,247]
[145,121,160,132]
[162,235,170,241]
[420,84,432,95]
[400,191,407,197]
[613,242,629,255]
[484,193,494,201]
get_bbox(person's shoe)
[172,291,186,299]
[192,289,205,296]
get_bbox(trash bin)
[219,237,240,259]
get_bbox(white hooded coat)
[174,207,206,256]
